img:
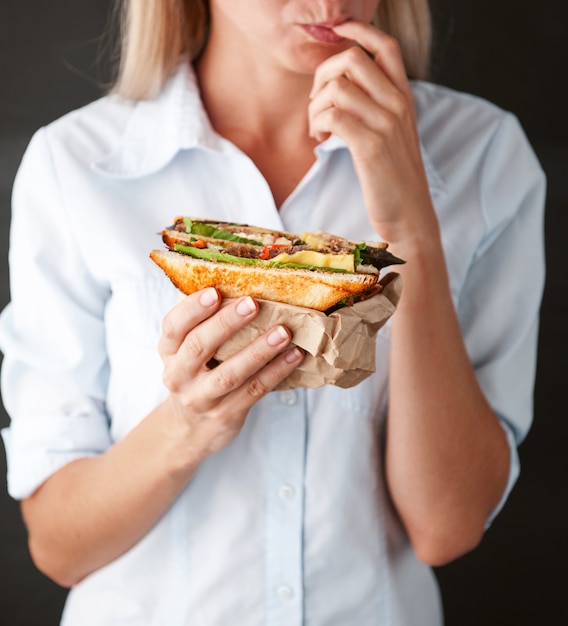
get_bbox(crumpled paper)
[214,272,402,390]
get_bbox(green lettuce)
[173,243,349,273]
[183,218,262,246]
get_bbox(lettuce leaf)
[183,218,262,245]
[173,244,349,272]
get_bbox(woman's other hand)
[309,21,511,566]
[308,20,438,249]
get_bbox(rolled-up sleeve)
[0,128,112,500]
[457,113,546,524]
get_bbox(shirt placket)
[265,388,307,626]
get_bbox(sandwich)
[150,217,404,312]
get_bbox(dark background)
[0,1,566,624]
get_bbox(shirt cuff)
[2,412,112,500]
[485,416,521,528]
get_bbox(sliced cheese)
[271,250,355,272]
[302,231,331,250]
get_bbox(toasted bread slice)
[149,249,379,311]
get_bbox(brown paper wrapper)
[213,272,402,390]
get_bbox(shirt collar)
[93,62,446,195]
[92,62,222,179]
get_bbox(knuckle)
[162,367,181,393]
[248,343,270,366]
[183,332,206,360]
[345,45,366,65]
[313,63,326,83]
[161,315,177,342]
[329,75,346,92]
[391,91,410,118]
[217,308,238,335]
[327,106,344,126]
[389,91,404,113]
[383,35,402,57]
[212,365,239,391]
[328,76,350,102]
[247,376,271,399]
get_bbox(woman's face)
[206,0,380,74]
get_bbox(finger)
[309,74,387,138]
[175,295,260,375]
[161,295,262,397]
[311,45,385,99]
[223,346,305,411]
[158,287,221,358]
[331,20,411,96]
[309,76,413,153]
[310,104,382,155]
[311,46,409,119]
[200,324,294,400]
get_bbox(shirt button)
[278,484,295,501]
[277,585,294,601]
[279,390,297,405]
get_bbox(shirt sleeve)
[0,128,113,500]
[456,112,546,525]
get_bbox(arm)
[3,130,304,587]
[385,241,510,566]
[309,21,532,565]
[387,110,545,565]
[21,290,304,587]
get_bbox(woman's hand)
[309,22,511,566]
[308,20,437,248]
[21,288,303,587]
[158,287,304,462]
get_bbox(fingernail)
[285,347,304,363]
[200,288,219,307]
[267,326,289,346]
[236,296,256,316]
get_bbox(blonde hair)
[373,0,431,81]
[113,0,431,100]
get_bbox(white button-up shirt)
[0,64,545,625]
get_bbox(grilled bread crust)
[150,249,379,311]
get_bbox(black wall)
[1,1,566,624]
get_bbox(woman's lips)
[301,22,347,44]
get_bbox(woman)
[0,0,545,624]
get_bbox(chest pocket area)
[102,276,181,438]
